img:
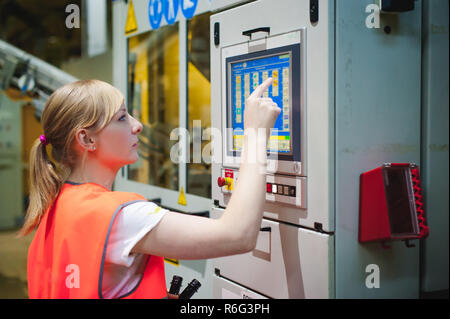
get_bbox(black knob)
[169,275,183,295]
[179,279,201,299]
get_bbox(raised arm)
[132,78,280,260]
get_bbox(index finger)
[249,77,273,99]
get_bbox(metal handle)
[242,27,270,38]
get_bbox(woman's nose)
[132,117,143,134]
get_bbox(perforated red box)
[359,163,429,244]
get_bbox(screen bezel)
[225,43,301,162]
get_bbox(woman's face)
[93,104,143,169]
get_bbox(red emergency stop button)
[218,177,226,187]
[218,177,233,188]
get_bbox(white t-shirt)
[101,201,168,299]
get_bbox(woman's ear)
[75,128,96,151]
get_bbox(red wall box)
[359,163,429,246]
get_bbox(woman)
[20,78,280,299]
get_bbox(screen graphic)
[230,53,292,154]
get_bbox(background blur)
[0,0,113,298]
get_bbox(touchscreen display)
[230,52,292,154]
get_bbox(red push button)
[267,183,272,193]
[218,177,233,188]
[218,177,226,187]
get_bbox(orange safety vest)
[27,182,167,299]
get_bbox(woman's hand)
[168,292,179,299]
[243,77,281,139]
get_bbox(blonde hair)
[18,79,124,237]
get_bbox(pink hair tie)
[39,134,48,146]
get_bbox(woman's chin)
[128,153,140,164]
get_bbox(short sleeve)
[105,201,168,267]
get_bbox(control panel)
[217,168,307,209]
[220,30,306,178]
[213,30,307,213]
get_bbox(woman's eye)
[119,115,126,121]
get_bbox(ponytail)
[17,138,66,237]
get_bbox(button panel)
[220,169,307,208]
[267,183,296,197]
